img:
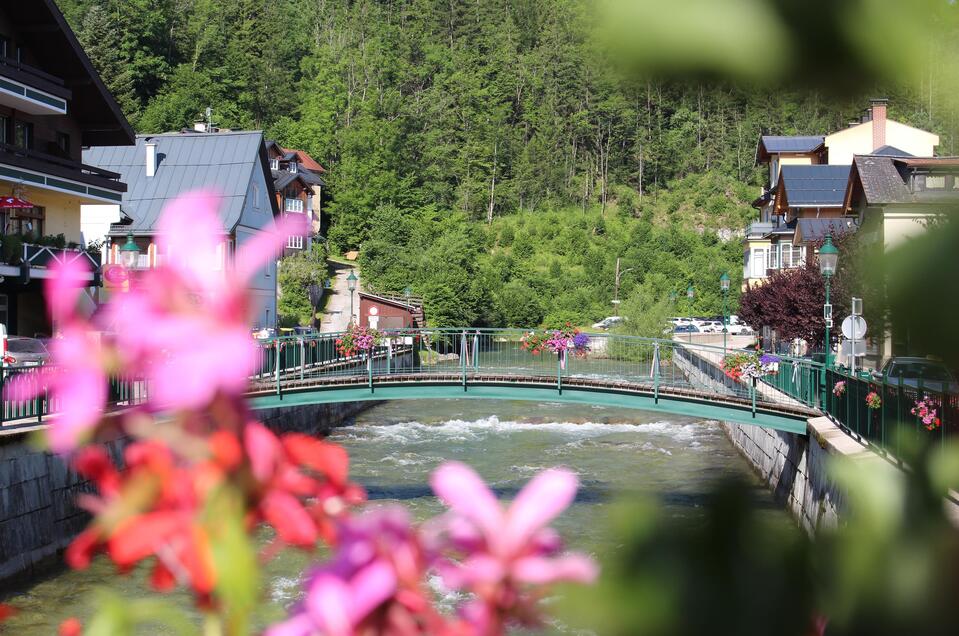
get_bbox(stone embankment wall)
[673,349,850,533]
[0,400,376,589]
[0,430,126,588]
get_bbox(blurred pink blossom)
[267,506,450,636]
[430,461,598,632]
[104,190,306,411]
[4,260,107,453]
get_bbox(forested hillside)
[60,0,956,328]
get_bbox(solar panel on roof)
[779,164,851,206]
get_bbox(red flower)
[59,617,82,636]
[0,604,17,622]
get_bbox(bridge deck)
[248,371,819,428]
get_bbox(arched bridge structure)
[247,329,824,435]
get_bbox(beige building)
[843,155,959,361]
[825,99,939,165]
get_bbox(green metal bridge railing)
[250,329,823,416]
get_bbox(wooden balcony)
[0,142,125,196]
[0,56,70,115]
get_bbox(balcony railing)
[0,242,100,272]
[0,142,125,192]
[0,55,70,100]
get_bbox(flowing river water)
[2,399,789,634]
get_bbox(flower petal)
[430,462,503,540]
[264,614,316,636]
[261,490,318,547]
[282,434,349,486]
[234,213,308,283]
[156,190,226,292]
[107,511,186,566]
[505,468,578,554]
[45,259,91,322]
[244,422,281,482]
[511,553,598,585]
[348,560,398,622]
[305,573,354,636]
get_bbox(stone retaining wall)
[0,431,126,589]
[674,348,848,533]
[719,419,843,534]
[0,400,376,589]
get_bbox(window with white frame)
[253,183,260,210]
[284,198,304,213]
[779,242,805,269]
[768,245,779,270]
[287,234,304,249]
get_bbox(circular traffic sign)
[369,306,379,316]
[841,315,867,340]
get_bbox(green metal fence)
[823,367,958,455]
[0,365,150,429]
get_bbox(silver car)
[3,337,50,367]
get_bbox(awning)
[0,196,35,209]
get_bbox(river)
[2,399,788,634]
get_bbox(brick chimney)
[871,98,888,150]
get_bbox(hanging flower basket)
[521,325,590,357]
[721,350,778,383]
[911,398,941,431]
[335,324,382,357]
[865,391,882,410]
[833,380,846,397]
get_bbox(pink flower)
[104,191,307,411]
[267,506,449,636]
[429,462,598,632]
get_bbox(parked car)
[592,316,625,330]
[871,357,959,393]
[673,324,701,334]
[2,336,50,367]
[727,323,753,335]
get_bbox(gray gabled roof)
[871,145,912,157]
[777,164,851,207]
[849,156,917,206]
[84,132,275,235]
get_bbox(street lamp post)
[720,272,730,353]
[818,235,839,369]
[347,270,358,325]
[119,233,140,270]
[686,284,695,343]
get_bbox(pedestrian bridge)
[247,329,823,435]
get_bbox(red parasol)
[0,196,35,209]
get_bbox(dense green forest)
[60,0,958,328]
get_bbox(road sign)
[841,315,867,340]
[841,339,867,358]
[369,306,379,316]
